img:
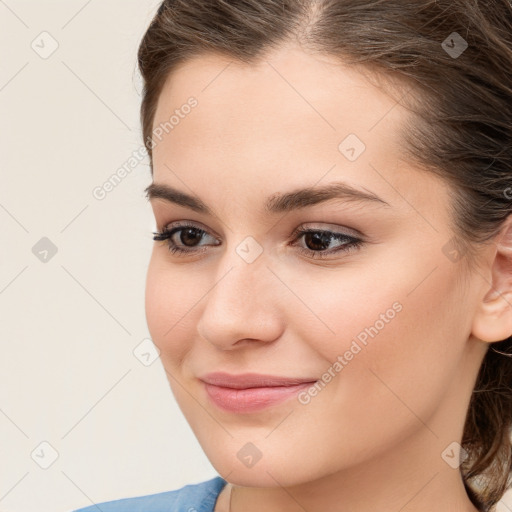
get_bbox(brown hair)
[137,1,512,510]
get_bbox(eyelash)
[152,222,364,260]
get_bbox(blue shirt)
[72,476,228,512]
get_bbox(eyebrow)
[144,181,391,215]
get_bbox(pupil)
[306,232,330,251]
[181,228,202,246]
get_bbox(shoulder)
[71,476,228,512]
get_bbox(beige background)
[0,1,511,511]
[1,2,217,511]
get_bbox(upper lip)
[199,372,317,389]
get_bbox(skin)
[144,43,512,512]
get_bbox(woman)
[73,0,512,511]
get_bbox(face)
[145,44,487,488]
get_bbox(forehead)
[150,46,440,219]
[152,46,409,152]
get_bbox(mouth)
[199,372,318,413]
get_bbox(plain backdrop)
[1,2,511,512]
[1,2,217,511]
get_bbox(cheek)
[294,250,467,433]
[145,256,199,365]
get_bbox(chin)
[199,437,334,488]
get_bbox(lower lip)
[203,381,316,413]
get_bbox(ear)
[471,214,512,343]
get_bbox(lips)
[199,372,318,389]
[199,372,318,413]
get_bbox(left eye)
[152,224,364,260]
[290,228,364,258]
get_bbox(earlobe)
[471,215,512,344]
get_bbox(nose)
[196,247,284,350]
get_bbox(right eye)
[152,222,219,256]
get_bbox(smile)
[202,381,316,413]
